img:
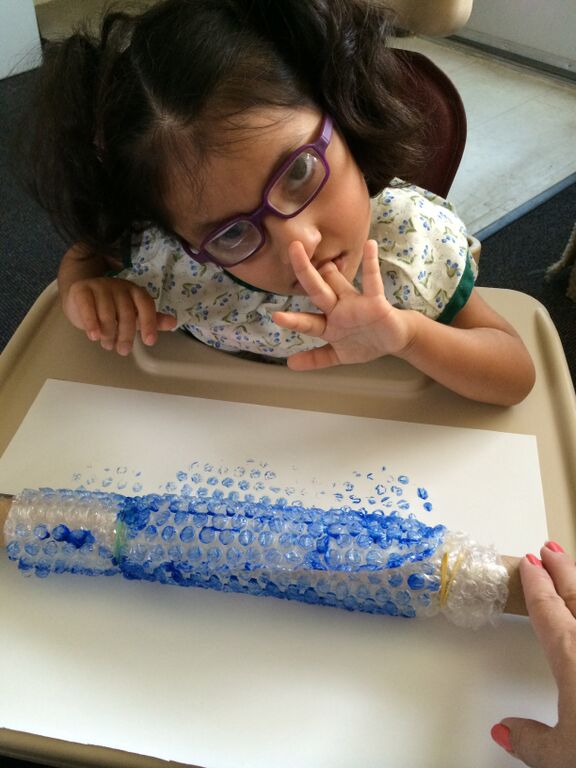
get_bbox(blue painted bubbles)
[6,487,446,620]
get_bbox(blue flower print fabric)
[116,181,477,357]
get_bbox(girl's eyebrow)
[194,133,310,233]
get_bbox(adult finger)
[492,719,559,768]
[520,552,576,743]
[520,552,576,681]
[540,544,576,618]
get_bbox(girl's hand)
[63,277,177,355]
[491,543,576,766]
[272,240,414,370]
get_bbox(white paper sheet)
[0,379,552,768]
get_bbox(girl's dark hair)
[22,0,425,257]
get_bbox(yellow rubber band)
[439,550,464,608]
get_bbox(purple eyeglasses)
[180,114,333,268]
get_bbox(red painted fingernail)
[526,554,543,567]
[545,541,565,553]
[491,723,512,752]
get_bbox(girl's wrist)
[387,309,420,361]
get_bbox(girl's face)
[167,107,372,296]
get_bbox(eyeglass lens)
[267,149,326,215]
[205,221,264,263]
[206,148,327,265]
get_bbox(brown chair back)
[394,49,467,198]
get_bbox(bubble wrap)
[4,488,508,627]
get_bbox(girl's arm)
[393,291,535,405]
[58,243,177,355]
[272,240,535,406]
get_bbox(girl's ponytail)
[21,17,134,257]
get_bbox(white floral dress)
[116,181,477,358]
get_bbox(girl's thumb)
[492,719,556,767]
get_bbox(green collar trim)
[223,269,283,296]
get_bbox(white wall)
[460,0,576,73]
[0,0,41,79]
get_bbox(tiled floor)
[35,1,576,235]
[397,36,576,234]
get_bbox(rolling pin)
[0,488,526,627]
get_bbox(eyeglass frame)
[179,113,333,268]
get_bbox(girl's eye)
[268,149,325,213]
[285,152,317,189]
[213,221,251,250]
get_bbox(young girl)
[24,0,534,405]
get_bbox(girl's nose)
[265,212,322,264]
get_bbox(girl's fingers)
[272,310,327,337]
[156,313,178,332]
[92,290,119,350]
[131,288,160,346]
[288,241,337,313]
[317,260,357,297]
[286,344,339,371]
[113,291,138,355]
[75,290,102,342]
[361,240,385,298]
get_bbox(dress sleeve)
[370,183,478,324]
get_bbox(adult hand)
[491,542,576,767]
[63,277,177,355]
[272,239,414,370]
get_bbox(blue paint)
[8,488,447,620]
[161,526,176,541]
[34,525,50,540]
[179,525,195,542]
[407,573,427,590]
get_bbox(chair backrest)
[393,49,467,198]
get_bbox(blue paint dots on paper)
[41,455,444,618]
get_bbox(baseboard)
[475,174,576,240]
[449,34,576,84]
